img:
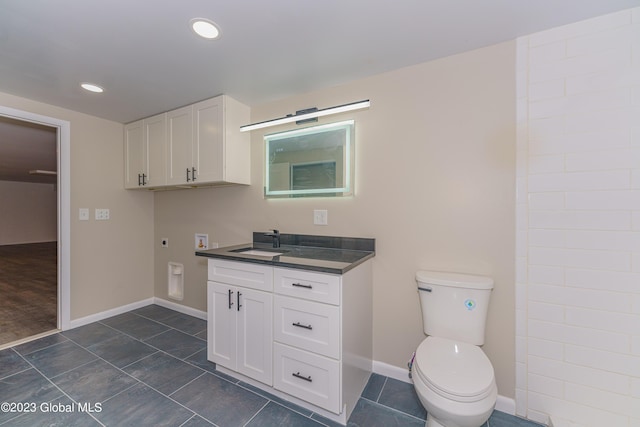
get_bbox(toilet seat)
[414,336,495,403]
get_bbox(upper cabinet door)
[193,97,224,183]
[124,120,144,189]
[144,113,167,187]
[166,105,193,185]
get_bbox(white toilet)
[411,270,497,427]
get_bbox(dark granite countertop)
[195,233,375,274]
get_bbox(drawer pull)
[292,282,313,289]
[292,372,312,382]
[228,289,234,309]
[237,291,242,311]
[292,322,313,330]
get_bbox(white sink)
[237,249,284,257]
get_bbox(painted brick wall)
[516,7,640,427]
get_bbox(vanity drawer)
[273,343,340,414]
[274,267,340,305]
[208,259,273,292]
[274,295,340,359]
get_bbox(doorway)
[0,105,70,347]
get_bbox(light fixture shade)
[240,100,370,132]
[191,18,220,39]
[80,83,104,93]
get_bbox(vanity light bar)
[240,99,370,132]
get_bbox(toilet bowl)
[413,270,497,427]
[411,336,496,427]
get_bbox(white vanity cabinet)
[206,257,372,425]
[207,259,273,386]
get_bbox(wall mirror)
[264,120,354,198]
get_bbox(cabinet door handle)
[292,283,313,289]
[237,291,242,312]
[186,168,191,182]
[192,167,197,181]
[228,289,234,309]
[292,322,312,330]
[292,372,312,382]
[142,173,147,185]
[137,173,141,186]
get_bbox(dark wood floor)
[0,242,57,345]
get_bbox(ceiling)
[0,0,638,183]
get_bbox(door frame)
[0,105,71,330]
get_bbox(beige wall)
[0,92,155,320]
[0,180,57,245]
[154,42,516,396]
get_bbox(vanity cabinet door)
[237,287,273,385]
[207,281,237,369]
[166,105,193,185]
[124,120,144,189]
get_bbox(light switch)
[95,208,110,220]
[79,208,89,221]
[314,209,328,225]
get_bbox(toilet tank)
[416,270,493,345]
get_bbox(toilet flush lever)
[418,287,432,293]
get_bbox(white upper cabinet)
[125,94,250,190]
[124,113,167,189]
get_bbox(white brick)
[528,9,632,47]
[530,283,632,311]
[529,192,565,210]
[566,190,640,210]
[529,40,566,65]
[516,150,528,177]
[566,148,640,171]
[634,378,640,398]
[516,308,527,337]
[529,228,565,248]
[516,204,528,230]
[634,126,640,146]
[517,98,529,125]
[633,170,640,188]
[516,176,527,203]
[529,265,565,285]
[529,170,630,192]
[529,116,565,142]
[566,344,640,377]
[529,318,565,342]
[566,307,640,335]
[528,356,631,395]
[528,337,564,360]
[529,373,565,398]
[565,383,640,419]
[516,360,527,388]
[633,335,640,355]
[530,88,631,120]
[516,230,527,257]
[565,268,640,293]
[516,336,527,363]
[528,390,629,427]
[634,252,640,272]
[566,107,640,135]
[634,295,640,315]
[529,247,631,271]
[564,324,630,353]
[516,256,527,283]
[529,128,631,155]
[564,230,640,251]
[530,47,630,83]
[567,25,635,58]
[566,65,640,95]
[515,388,527,417]
[528,154,565,174]
[530,79,565,101]
[529,210,631,230]
[529,301,565,322]
[633,211,640,231]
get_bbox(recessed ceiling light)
[81,83,104,93]
[190,18,220,40]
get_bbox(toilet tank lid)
[416,270,493,290]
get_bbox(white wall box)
[206,258,373,425]
[125,94,250,190]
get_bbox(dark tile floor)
[0,304,543,427]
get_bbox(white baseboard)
[153,298,207,320]
[67,298,154,330]
[372,360,516,416]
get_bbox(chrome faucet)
[264,229,280,248]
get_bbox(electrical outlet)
[79,208,89,221]
[313,209,328,225]
[95,208,110,220]
[161,238,169,248]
